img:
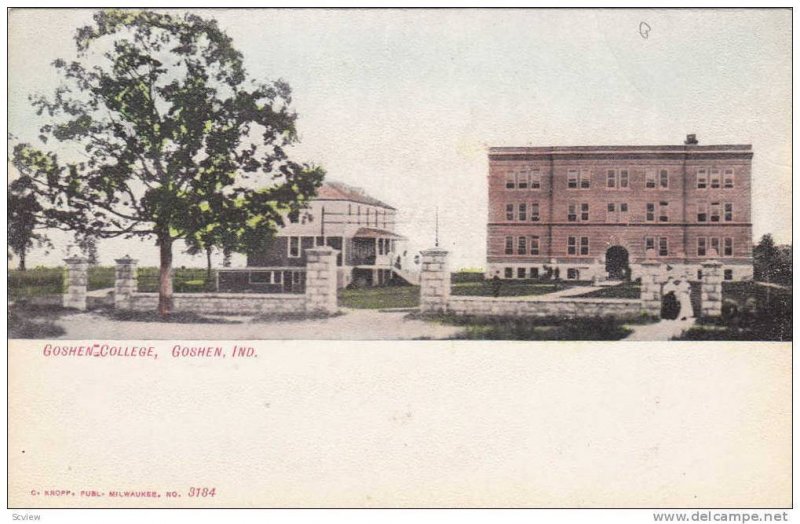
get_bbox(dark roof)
[315,181,396,210]
[353,227,406,240]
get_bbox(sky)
[8,8,792,270]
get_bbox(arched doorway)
[605,246,629,280]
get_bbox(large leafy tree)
[12,10,324,315]
[8,175,51,271]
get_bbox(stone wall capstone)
[63,256,88,310]
[419,248,451,313]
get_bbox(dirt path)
[53,308,463,340]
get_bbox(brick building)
[247,180,410,288]
[486,135,754,282]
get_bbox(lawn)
[338,285,420,309]
[88,266,116,290]
[673,281,792,341]
[451,280,575,297]
[414,312,637,340]
[574,281,641,299]
[9,267,65,299]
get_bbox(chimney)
[684,134,698,145]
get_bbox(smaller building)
[247,181,410,288]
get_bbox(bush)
[9,267,65,299]
[451,271,485,284]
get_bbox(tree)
[8,175,50,271]
[12,10,324,315]
[75,232,99,265]
[753,234,792,286]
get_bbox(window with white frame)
[724,169,735,189]
[697,169,708,189]
[645,170,656,189]
[505,267,513,278]
[518,203,527,221]
[646,203,655,222]
[710,202,721,222]
[530,236,540,255]
[607,202,616,223]
[607,169,616,189]
[288,236,301,258]
[567,170,578,189]
[505,173,515,190]
[645,236,655,252]
[530,171,541,189]
[517,236,527,255]
[697,237,707,256]
[516,172,528,190]
[567,236,577,255]
[568,203,577,222]
[724,203,733,222]
[506,204,514,221]
[724,237,733,257]
[659,201,669,222]
[619,202,629,221]
[517,267,526,279]
[658,237,668,257]
[619,169,629,189]
[530,202,540,221]
[697,202,708,222]
[567,268,580,280]
[659,169,669,189]
[504,236,513,255]
[580,203,589,221]
[710,169,721,189]
[580,170,591,189]
[710,237,720,256]
[580,236,589,255]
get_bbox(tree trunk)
[206,246,212,282]
[158,236,173,317]
[18,248,26,271]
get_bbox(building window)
[517,267,526,279]
[697,237,707,256]
[315,236,325,246]
[724,237,733,257]
[724,169,735,189]
[530,267,539,278]
[504,236,514,255]
[506,204,514,221]
[658,237,668,257]
[530,236,540,255]
[567,268,580,280]
[504,267,513,278]
[517,236,527,255]
[517,172,528,190]
[645,170,656,189]
[580,203,589,221]
[710,202,721,222]
[697,269,703,280]
[607,202,616,222]
[697,169,708,189]
[619,169,629,189]
[567,236,577,255]
[659,201,669,222]
[580,171,591,189]
[580,236,589,255]
[567,170,578,189]
[530,202,540,222]
[697,202,708,222]
[620,202,629,221]
[505,173,515,189]
[710,169,721,189]
[288,236,301,258]
[660,169,669,189]
[724,269,733,281]
[710,237,720,257]
[646,203,655,222]
[518,203,527,221]
[530,171,541,189]
[607,169,616,189]
[645,236,655,252]
[568,203,577,222]
[724,203,733,222]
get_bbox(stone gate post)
[419,248,451,313]
[63,256,88,310]
[305,246,339,314]
[114,255,138,309]
[639,251,663,317]
[701,257,724,317]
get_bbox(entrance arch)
[605,246,629,280]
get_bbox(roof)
[353,227,406,240]
[315,180,396,210]
[488,142,753,160]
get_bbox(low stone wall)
[446,296,643,319]
[127,292,306,316]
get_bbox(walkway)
[625,318,696,341]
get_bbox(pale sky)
[8,8,792,270]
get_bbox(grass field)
[338,285,420,309]
[575,282,641,299]
[9,267,65,299]
[451,280,573,297]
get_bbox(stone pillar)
[63,256,88,310]
[305,246,339,314]
[639,255,663,317]
[420,248,451,313]
[701,258,724,317]
[114,255,138,309]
